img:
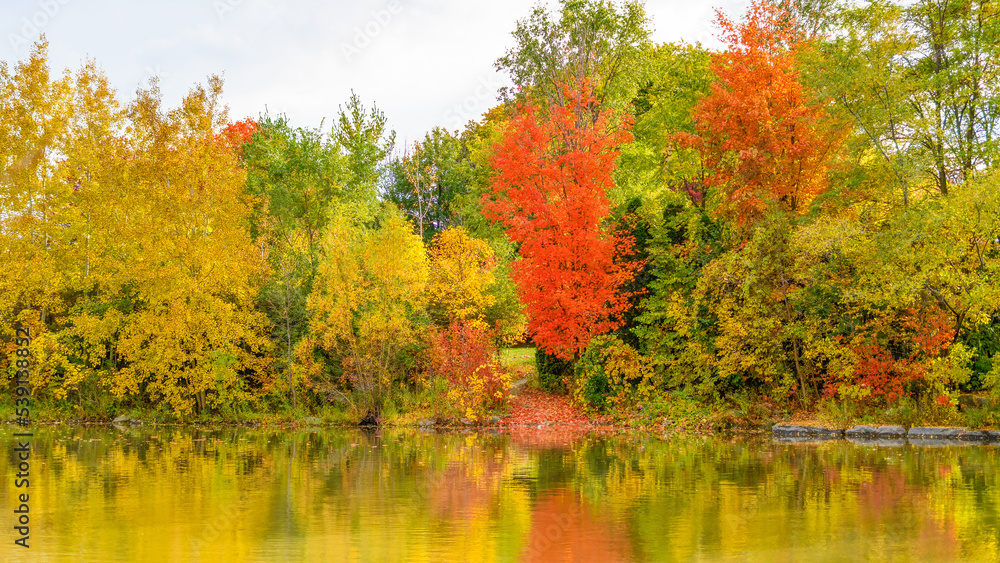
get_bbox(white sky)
[1,0,750,145]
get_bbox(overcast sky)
[2,0,750,145]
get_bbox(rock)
[418,419,435,427]
[844,425,905,439]
[113,414,130,424]
[303,416,322,425]
[908,426,967,439]
[874,425,906,438]
[987,430,1000,443]
[772,424,812,437]
[958,395,991,411]
[845,425,877,438]
[772,425,842,439]
[461,418,474,426]
[487,416,501,425]
[958,430,991,442]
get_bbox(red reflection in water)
[521,490,634,563]
[856,467,959,560]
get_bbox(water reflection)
[1,425,999,562]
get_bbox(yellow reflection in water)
[1,427,999,562]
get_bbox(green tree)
[241,115,346,409]
[827,0,1000,198]
[333,91,395,202]
[496,0,653,111]
[385,127,470,242]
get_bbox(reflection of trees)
[522,489,634,563]
[428,461,501,520]
[7,428,1000,561]
[856,465,960,561]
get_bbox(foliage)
[385,127,471,242]
[572,335,654,415]
[332,91,395,202]
[240,113,349,409]
[103,77,274,416]
[495,0,652,110]
[484,80,640,360]
[828,0,1000,197]
[534,348,574,394]
[618,43,713,206]
[427,226,498,328]
[295,202,429,423]
[243,114,344,279]
[427,319,513,422]
[11,2,1000,426]
[0,44,272,417]
[682,0,845,222]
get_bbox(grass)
[500,346,536,370]
[500,346,538,392]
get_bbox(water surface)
[2,425,999,562]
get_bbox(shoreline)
[7,417,1000,448]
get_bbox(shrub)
[572,335,655,415]
[535,348,573,393]
[428,320,512,422]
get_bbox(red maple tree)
[220,118,259,157]
[483,81,640,361]
[682,0,843,221]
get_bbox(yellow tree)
[427,226,498,328]
[0,41,73,358]
[106,77,273,416]
[296,202,428,423]
[41,59,134,403]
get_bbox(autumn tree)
[427,226,498,328]
[105,77,273,416]
[685,0,845,222]
[484,80,639,361]
[0,41,74,348]
[496,0,652,111]
[295,202,429,423]
[385,127,470,243]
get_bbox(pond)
[2,424,999,562]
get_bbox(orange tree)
[682,0,845,222]
[483,80,640,362]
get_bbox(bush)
[572,335,655,415]
[535,348,573,393]
[428,320,512,421]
